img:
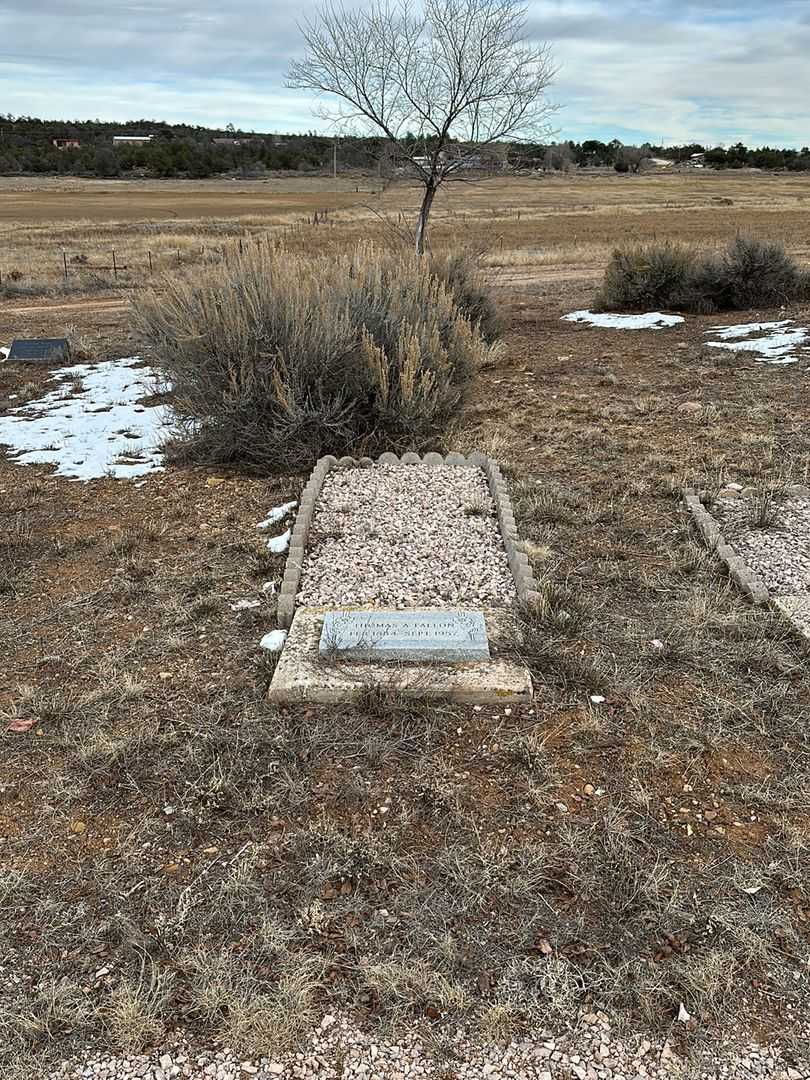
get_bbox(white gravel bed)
[713,496,810,595]
[297,464,517,608]
[45,1010,808,1080]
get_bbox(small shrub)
[691,235,809,311]
[747,489,780,529]
[596,242,697,311]
[134,244,495,473]
[597,235,809,314]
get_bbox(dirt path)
[3,297,129,316]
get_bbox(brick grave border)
[682,485,810,644]
[277,452,541,629]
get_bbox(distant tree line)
[532,138,810,172]
[0,116,394,178]
[1,116,809,177]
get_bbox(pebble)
[714,495,810,595]
[42,1008,810,1080]
[297,464,516,608]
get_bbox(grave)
[7,338,70,364]
[265,452,536,705]
[320,610,490,662]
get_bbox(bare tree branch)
[288,0,557,252]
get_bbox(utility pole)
[333,139,337,179]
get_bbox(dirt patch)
[2,181,810,1076]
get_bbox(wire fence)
[0,211,344,288]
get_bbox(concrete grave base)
[268,607,533,705]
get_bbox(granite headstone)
[319,610,490,662]
[7,338,70,365]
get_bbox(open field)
[3,171,810,302]
[2,172,810,1078]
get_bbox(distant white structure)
[687,152,706,168]
[112,135,153,146]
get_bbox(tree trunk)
[415,181,438,255]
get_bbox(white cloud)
[0,0,807,145]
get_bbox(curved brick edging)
[483,457,540,606]
[277,455,336,628]
[277,452,537,628]
[682,487,769,605]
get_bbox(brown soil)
[1,173,809,1078]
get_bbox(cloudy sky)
[1,0,807,148]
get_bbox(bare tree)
[288,0,556,253]
[614,143,652,174]
[543,141,573,173]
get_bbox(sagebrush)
[597,235,810,313]
[134,244,496,472]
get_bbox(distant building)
[212,137,263,147]
[53,138,81,150]
[687,152,706,168]
[112,135,153,146]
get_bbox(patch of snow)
[708,319,793,340]
[0,357,168,481]
[266,528,291,554]
[704,320,810,364]
[0,346,9,361]
[260,629,287,651]
[230,598,262,612]
[562,310,685,329]
[257,500,297,529]
[262,581,277,594]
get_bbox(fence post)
[112,250,117,279]
[62,251,69,281]
[148,251,153,274]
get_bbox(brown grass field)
[2,170,810,1077]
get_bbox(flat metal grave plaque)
[319,610,490,663]
[7,338,70,365]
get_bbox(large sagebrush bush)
[596,242,698,311]
[597,235,809,314]
[134,244,495,472]
[690,235,809,312]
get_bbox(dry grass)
[2,171,810,300]
[1,169,810,1078]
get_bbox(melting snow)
[704,320,810,364]
[0,346,9,361]
[230,598,262,612]
[562,310,685,329]
[0,357,168,480]
[257,500,297,529]
[266,528,291,554]
[260,629,287,651]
